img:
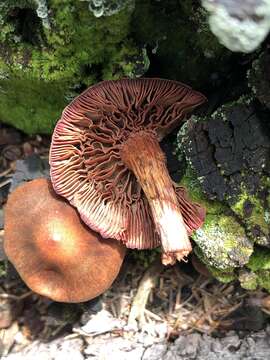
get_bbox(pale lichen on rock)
[202,0,270,52]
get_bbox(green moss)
[231,192,269,242]
[231,192,249,218]
[0,76,68,134]
[181,168,253,271]
[244,247,270,292]
[0,0,149,134]
[194,247,237,283]
[30,0,138,82]
[102,44,149,79]
[207,265,236,283]
[246,247,270,292]
[1,1,139,82]
[256,270,270,292]
[247,247,270,272]
[238,270,258,290]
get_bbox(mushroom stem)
[120,131,191,265]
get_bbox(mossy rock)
[176,98,270,291]
[181,169,253,272]
[0,0,149,134]
[178,165,270,292]
[177,97,270,246]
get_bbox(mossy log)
[176,97,270,292]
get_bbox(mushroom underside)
[50,78,206,264]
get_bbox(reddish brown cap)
[50,78,206,252]
[4,178,126,303]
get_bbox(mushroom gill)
[50,78,206,264]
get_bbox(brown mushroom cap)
[50,78,206,261]
[4,178,126,303]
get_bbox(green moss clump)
[256,270,270,292]
[247,247,270,272]
[207,265,236,283]
[238,270,258,290]
[240,247,270,292]
[0,76,68,134]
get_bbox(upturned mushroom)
[4,178,126,302]
[50,78,206,265]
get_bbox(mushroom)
[4,178,126,302]
[50,78,206,265]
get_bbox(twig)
[0,179,12,189]
[0,291,32,301]
[0,167,12,178]
[128,258,164,328]
[144,309,164,321]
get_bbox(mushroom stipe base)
[121,130,191,265]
